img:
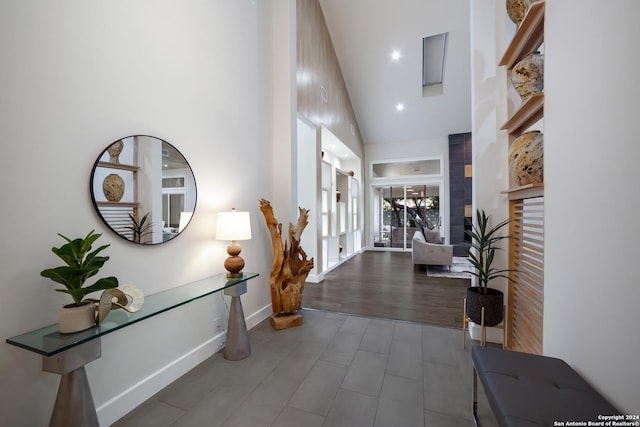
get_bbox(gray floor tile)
[423,360,469,419]
[341,350,387,397]
[112,309,501,427]
[424,409,469,427]
[379,374,423,405]
[386,339,423,380]
[320,330,363,365]
[422,325,460,366]
[339,315,370,335]
[168,381,254,427]
[221,371,302,426]
[393,321,423,343]
[155,354,231,410]
[274,340,327,380]
[323,388,377,427]
[111,400,184,427]
[358,319,394,354]
[272,406,325,427]
[303,316,346,344]
[288,359,348,416]
[375,397,424,427]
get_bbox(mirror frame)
[90,135,197,245]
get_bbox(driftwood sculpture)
[259,198,314,330]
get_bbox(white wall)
[472,0,640,413]
[0,1,274,425]
[543,0,640,413]
[364,137,449,248]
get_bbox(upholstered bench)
[472,346,619,426]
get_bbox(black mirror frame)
[89,135,197,245]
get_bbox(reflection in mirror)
[90,135,197,244]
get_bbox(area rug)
[427,256,472,279]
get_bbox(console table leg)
[49,366,98,427]
[224,295,251,360]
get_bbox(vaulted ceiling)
[318,0,472,145]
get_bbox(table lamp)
[215,208,252,277]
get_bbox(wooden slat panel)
[508,196,544,354]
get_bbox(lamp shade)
[215,210,252,241]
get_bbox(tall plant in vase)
[464,209,513,327]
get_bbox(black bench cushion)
[472,346,618,426]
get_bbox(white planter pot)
[59,302,96,334]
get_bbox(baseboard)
[305,272,325,283]
[245,303,272,330]
[96,331,226,426]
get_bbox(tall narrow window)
[422,32,448,87]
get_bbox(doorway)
[373,184,442,250]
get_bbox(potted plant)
[126,212,153,243]
[41,230,119,333]
[464,209,513,327]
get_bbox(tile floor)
[112,309,499,427]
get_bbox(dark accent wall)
[449,133,472,256]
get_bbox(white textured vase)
[509,131,544,186]
[59,302,96,334]
[511,51,544,101]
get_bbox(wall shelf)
[501,183,544,200]
[95,201,140,208]
[499,0,545,68]
[97,161,139,172]
[501,92,544,134]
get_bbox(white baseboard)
[96,331,226,426]
[245,303,272,330]
[305,272,325,283]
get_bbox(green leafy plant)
[41,230,118,306]
[126,212,153,243]
[464,209,513,292]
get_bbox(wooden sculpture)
[259,198,314,330]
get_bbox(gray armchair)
[412,230,453,267]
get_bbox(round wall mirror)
[90,135,197,244]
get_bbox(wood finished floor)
[302,251,469,329]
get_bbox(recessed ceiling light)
[396,103,405,112]
[391,50,401,61]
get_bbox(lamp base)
[226,272,244,278]
[224,252,245,277]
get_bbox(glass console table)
[6,272,258,427]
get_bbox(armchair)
[412,230,453,268]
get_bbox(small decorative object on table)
[259,199,314,330]
[40,230,119,333]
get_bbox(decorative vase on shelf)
[509,130,544,186]
[506,0,533,26]
[107,140,124,164]
[102,173,125,202]
[510,51,544,101]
